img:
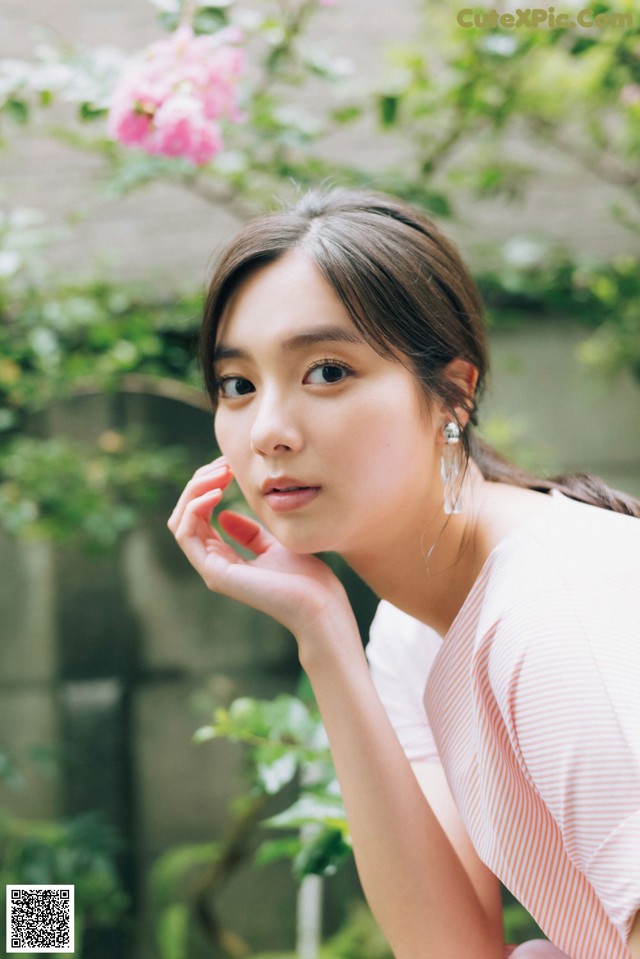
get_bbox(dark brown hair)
[200,186,640,518]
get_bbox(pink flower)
[109,108,153,146]
[107,24,245,165]
[151,95,223,165]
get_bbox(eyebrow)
[212,326,365,364]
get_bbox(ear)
[440,358,478,430]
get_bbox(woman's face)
[213,249,442,557]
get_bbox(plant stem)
[190,792,271,958]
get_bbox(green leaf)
[420,192,452,218]
[331,104,363,124]
[193,7,229,33]
[254,836,302,868]
[149,841,221,906]
[257,751,298,794]
[378,94,400,127]
[569,36,599,56]
[6,100,29,125]
[293,827,351,879]
[191,724,215,744]
[264,794,347,831]
[0,750,26,791]
[156,903,190,959]
[0,408,18,432]
[79,103,107,121]
[502,902,547,943]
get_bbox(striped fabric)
[367,490,640,959]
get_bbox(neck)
[341,465,492,637]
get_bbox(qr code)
[6,885,75,953]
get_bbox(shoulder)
[367,599,441,672]
[472,494,640,741]
[478,489,640,631]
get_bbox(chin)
[266,521,338,556]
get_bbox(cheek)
[213,410,229,456]
[328,396,420,483]
[214,409,261,504]
[214,410,246,473]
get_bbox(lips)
[261,476,320,513]
[261,476,319,495]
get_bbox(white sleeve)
[366,599,443,764]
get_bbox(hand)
[167,455,356,640]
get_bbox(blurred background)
[1,0,639,956]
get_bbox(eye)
[305,359,354,385]
[217,376,255,398]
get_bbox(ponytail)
[468,433,640,519]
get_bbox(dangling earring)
[440,421,463,514]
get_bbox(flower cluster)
[107,25,244,166]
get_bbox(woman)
[168,187,640,959]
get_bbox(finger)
[173,487,227,558]
[192,454,229,478]
[217,509,278,556]
[173,489,238,583]
[168,465,232,531]
[179,486,225,531]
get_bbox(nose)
[249,387,304,456]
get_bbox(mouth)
[270,485,312,493]
[262,484,322,512]
[261,476,320,495]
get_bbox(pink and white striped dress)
[367,489,640,959]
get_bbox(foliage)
[477,244,640,385]
[374,2,640,387]
[502,886,548,943]
[0,209,205,416]
[198,691,562,951]
[195,693,352,881]
[141,694,350,959]
[375,2,640,216]
[0,747,131,957]
[0,433,189,551]
[0,208,211,549]
[148,838,224,959]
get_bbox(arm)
[411,760,504,945]
[299,618,504,959]
[366,602,503,944]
